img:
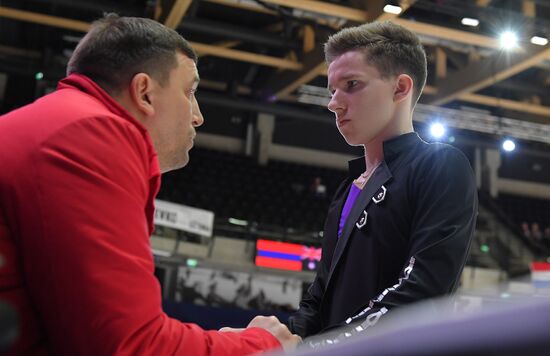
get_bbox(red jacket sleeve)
[20,115,280,355]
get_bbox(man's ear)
[393,74,414,104]
[129,73,155,116]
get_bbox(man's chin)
[177,154,191,170]
[160,153,190,173]
[342,136,364,147]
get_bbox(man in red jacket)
[0,14,299,355]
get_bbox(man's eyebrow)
[327,73,362,91]
[339,73,362,81]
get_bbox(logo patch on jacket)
[372,185,387,204]
[356,210,368,229]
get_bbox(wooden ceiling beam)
[164,0,193,29]
[459,92,550,117]
[259,0,368,22]
[422,85,438,95]
[476,0,492,7]
[198,77,550,119]
[428,45,550,106]
[203,1,500,50]
[269,48,326,100]
[0,45,42,59]
[0,6,90,32]
[522,0,536,18]
[0,6,302,71]
[202,0,276,15]
[190,42,302,70]
[391,18,500,49]
[4,3,550,120]
[436,47,447,80]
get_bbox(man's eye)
[347,80,358,89]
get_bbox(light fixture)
[228,217,248,226]
[35,72,44,80]
[502,139,516,152]
[500,31,518,50]
[186,258,198,268]
[430,122,446,139]
[461,18,479,27]
[383,4,402,15]
[530,36,548,46]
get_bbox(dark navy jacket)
[288,132,478,342]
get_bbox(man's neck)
[363,119,414,171]
[363,143,384,172]
[360,101,415,171]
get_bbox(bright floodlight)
[502,139,516,152]
[531,36,548,46]
[461,18,479,27]
[500,31,518,50]
[383,5,402,14]
[430,123,446,139]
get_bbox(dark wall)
[499,152,550,184]
[197,103,250,139]
[0,74,36,114]
[273,117,363,156]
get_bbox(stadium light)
[383,5,402,14]
[228,217,248,226]
[500,31,518,50]
[461,18,479,27]
[502,139,516,152]
[186,258,198,268]
[531,36,548,46]
[430,122,446,139]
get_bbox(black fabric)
[288,132,478,341]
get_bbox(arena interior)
[2,0,550,354]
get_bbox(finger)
[219,327,244,333]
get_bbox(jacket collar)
[57,73,149,136]
[58,74,160,235]
[348,132,421,177]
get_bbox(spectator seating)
[157,148,347,235]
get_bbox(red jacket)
[0,74,281,355]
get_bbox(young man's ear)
[129,73,155,116]
[393,74,414,104]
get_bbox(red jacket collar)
[57,73,148,136]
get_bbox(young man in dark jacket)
[288,21,478,346]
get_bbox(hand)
[247,315,302,352]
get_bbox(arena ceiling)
[2,0,550,126]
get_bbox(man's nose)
[191,96,204,127]
[327,92,345,116]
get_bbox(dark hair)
[325,21,427,108]
[67,13,197,94]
